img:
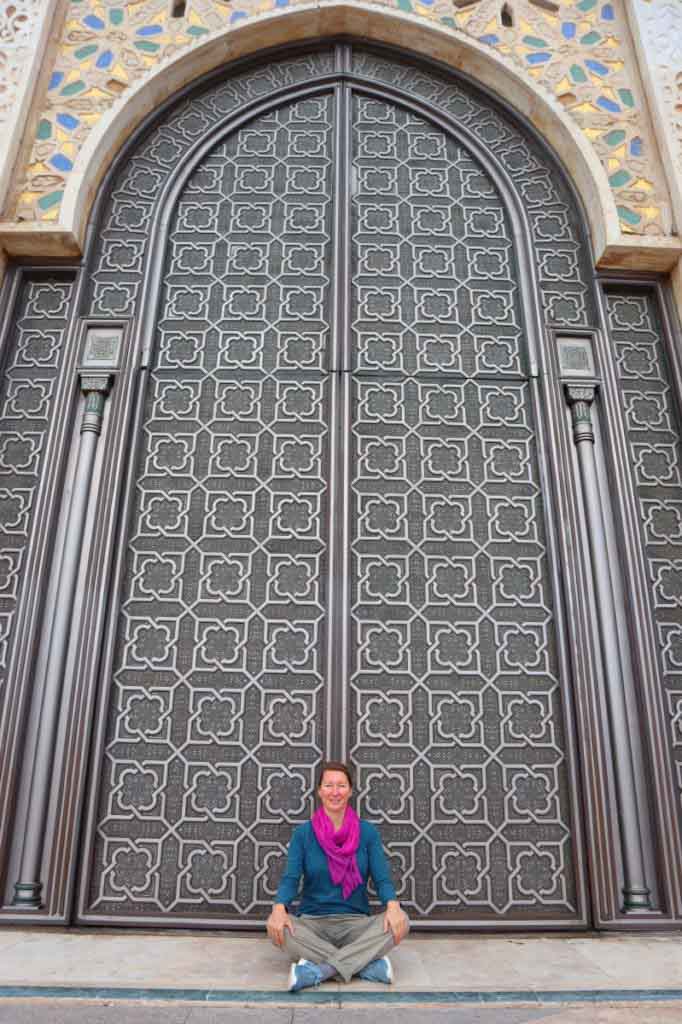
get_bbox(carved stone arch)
[63,6,618,265]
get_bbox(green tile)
[74,44,98,60]
[609,170,631,187]
[60,81,86,96]
[38,190,64,211]
[617,205,642,225]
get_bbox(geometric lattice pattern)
[80,49,591,923]
[608,289,682,849]
[85,46,595,335]
[88,98,334,917]
[350,99,576,918]
[84,49,336,323]
[0,275,73,706]
[352,50,596,333]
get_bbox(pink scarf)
[311,805,363,899]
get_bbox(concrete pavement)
[1,1002,682,1023]
[1,928,682,1021]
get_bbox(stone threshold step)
[1,987,682,1006]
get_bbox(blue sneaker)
[357,956,393,984]
[288,958,322,992]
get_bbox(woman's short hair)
[317,760,353,788]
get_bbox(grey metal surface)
[0,273,77,903]
[564,386,649,911]
[347,95,577,919]
[0,276,73,723]
[349,49,597,334]
[605,288,682,881]
[79,58,587,926]
[9,43,679,932]
[86,95,336,920]
[13,376,112,908]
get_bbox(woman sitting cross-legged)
[266,760,410,992]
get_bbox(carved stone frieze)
[628,0,682,230]
[0,1,43,131]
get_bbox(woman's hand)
[383,900,409,945]
[266,903,295,947]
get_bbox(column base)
[12,882,43,909]
[622,885,652,911]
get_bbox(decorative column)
[566,384,650,911]
[13,372,112,908]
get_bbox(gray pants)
[282,912,404,983]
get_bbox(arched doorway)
[76,44,594,927]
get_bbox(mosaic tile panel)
[11,0,671,237]
[443,0,671,235]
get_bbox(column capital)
[79,373,112,435]
[79,373,112,396]
[565,384,596,443]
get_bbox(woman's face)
[318,769,352,818]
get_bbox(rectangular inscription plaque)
[557,335,596,379]
[81,325,124,370]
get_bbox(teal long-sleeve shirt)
[275,820,397,916]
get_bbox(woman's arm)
[266,826,303,947]
[367,825,409,944]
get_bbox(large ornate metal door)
[78,61,587,926]
[347,96,578,921]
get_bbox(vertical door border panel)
[0,266,82,918]
[595,274,682,924]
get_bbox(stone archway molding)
[0,2,680,269]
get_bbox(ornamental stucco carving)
[631,0,682,225]
[8,0,673,237]
[0,0,44,130]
